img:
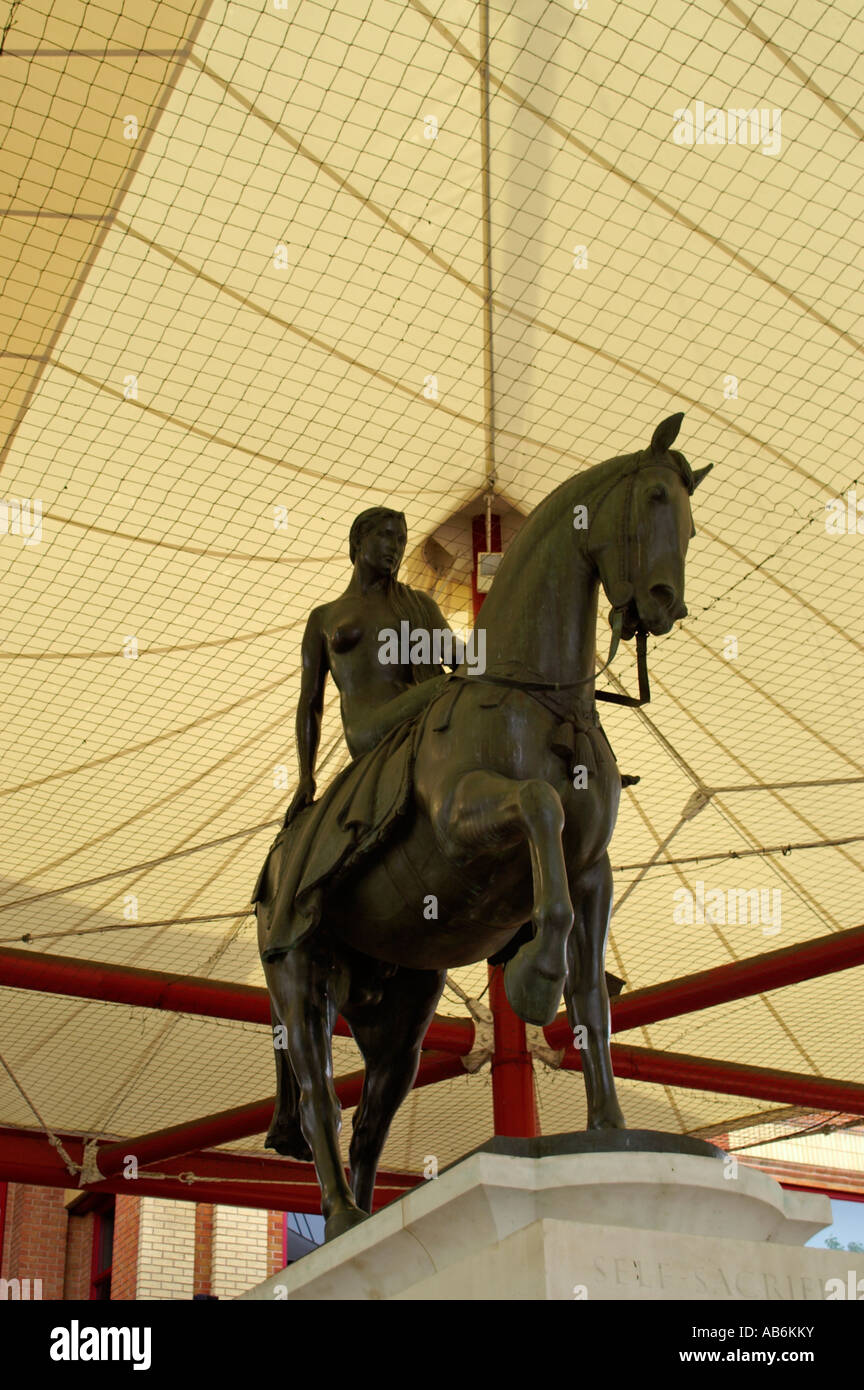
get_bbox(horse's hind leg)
[265,1001,312,1161]
[440,770,573,1026]
[566,854,625,1129]
[264,945,367,1242]
[345,965,445,1214]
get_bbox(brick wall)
[63,1209,94,1299]
[136,1197,195,1301]
[111,1194,140,1301]
[0,1183,16,1276]
[266,1209,284,1276]
[1,1186,279,1301]
[211,1204,267,1299]
[193,1203,214,1296]
[0,1183,68,1299]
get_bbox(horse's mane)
[491,443,694,589]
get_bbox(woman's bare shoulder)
[307,594,346,628]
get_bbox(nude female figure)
[284,506,454,823]
[258,506,455,1181]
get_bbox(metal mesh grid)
[0,0,862,1184]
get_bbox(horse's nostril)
[650,584,675,608]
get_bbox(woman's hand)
[283,778,316,826]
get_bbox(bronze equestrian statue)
[253,412,712,1240]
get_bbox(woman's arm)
[284,609,327,824]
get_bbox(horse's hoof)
[324,1207,369,1243]
[265,1126,313,1162]
[504,952,565,1026]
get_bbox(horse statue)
[253,412,712,1240]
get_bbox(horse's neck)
[475,487,601,688]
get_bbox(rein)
[459,618,650,708]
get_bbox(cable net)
[0,0,862,1187]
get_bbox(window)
[282,1211,323,1265]
[89,1197,115,1300]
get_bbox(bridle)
[464,453,694,709]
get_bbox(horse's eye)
[648,484,668,503]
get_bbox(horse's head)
[587,412,712,640]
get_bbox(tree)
[825,1236,864,1252]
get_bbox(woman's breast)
[330,619,363,653]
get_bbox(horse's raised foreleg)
[345,965,445,1213]
[566,854,625,1129]
[263,946,367,1242]
[441,770,573,1026]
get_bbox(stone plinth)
[239,1136,864,1301]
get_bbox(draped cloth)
[255,705,432,961]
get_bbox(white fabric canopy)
[1,0,862,1178]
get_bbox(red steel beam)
[778,1182,864,1205]
[0,945,269,1023]
[0,945,472,1055]
[94,1050,465,1177]
[96,1089,358,1180]
[741,1156,864,1203]
[489,965,539,1137]
[546,923,864,1049]
[0,1127,420,1213]
[7,918,860,1155]
[561,1042,864,1114]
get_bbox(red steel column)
[473,511,539,1137]
[489,966,540,1136]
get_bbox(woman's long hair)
[348,507,441,683]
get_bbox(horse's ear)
[650,412,684,453]
[691,462,713,490]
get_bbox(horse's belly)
[331,828,533,969]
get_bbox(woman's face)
[359,515,407,576]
